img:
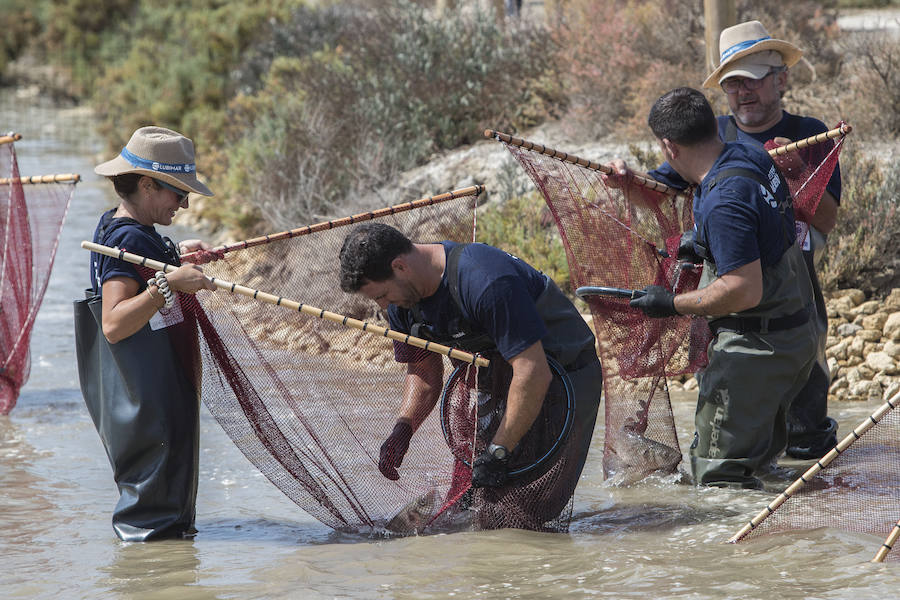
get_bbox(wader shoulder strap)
[702,166,794,248]
[723,117,739,142]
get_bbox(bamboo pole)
[873,518,900,563]
[0,173,81,185]
[484,129,678,195]
[728,390,900,544]
[485,123,852,194]
[81,240,491,368]
[0,132,22,145]
[768,123,851,156]
[181,185,484,262]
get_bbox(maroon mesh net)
[733,399,900,562]
[501,141,703,485]
[765,124,846,226]
[495,124,847,486]
[0,139,74,413]
[440,355,578,531]
[130,189,582,533]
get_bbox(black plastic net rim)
[438,354,575,479]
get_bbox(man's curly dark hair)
[339,223,414,292]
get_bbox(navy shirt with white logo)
[694,142,794,275]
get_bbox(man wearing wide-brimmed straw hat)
[76,126,218,541]
[643,20,842,463]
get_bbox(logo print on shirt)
[760,183,778,209]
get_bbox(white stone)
[884,340,900,359]
[836,323,862,337]
[884,313,900,341]
[867,352,898,375]
[850,379,882,400]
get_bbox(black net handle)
[439,354,575,479]
[576,286,646,300]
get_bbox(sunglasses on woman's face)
[156,179,189,202]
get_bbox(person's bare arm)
[489,340,552,451]
[673,259,763,317]
[396,351,445,430]
[809,190,838,234]
[101,264,216,343]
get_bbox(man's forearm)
[397,353,444,430]
[490,342,551,451]
[674,260,763,317]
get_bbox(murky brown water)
[3,89,899,599]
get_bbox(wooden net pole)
[728,389,900,543]
[0,132,22,146]
[873,518,900,563]
[484,129,678,195]
[0,173,81,185]
[81,240,490,368]
[485,123,852,194]
[768,123,852,156]
[180,185,484,262]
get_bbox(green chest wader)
[689,169,818,488]
[74,293,200,541]
[723,118,837,454]
[419,245,602,527]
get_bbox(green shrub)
[221,0,561,232]
[476,191,572,297]
[820,149,900,296]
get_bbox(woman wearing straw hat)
[75,126,217,541]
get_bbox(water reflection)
[99,541,214,600]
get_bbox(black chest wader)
[723,118,837,456]
[689,168,818,489]
[417,245,601,528]
[74,221,200,541]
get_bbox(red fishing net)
[492,124,847,486]
[0,137,74,414]
[499,139,703,485]
[129,187,584,534]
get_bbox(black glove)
[630,285,678,318]
[378,421,413,480]
[677,229,703,264]
[471,449,510,488]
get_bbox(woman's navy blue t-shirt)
[90,208,179,295]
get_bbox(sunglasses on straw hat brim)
[94,126,214,197]
[702,21,803,89]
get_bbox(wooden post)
[704,0,736,75]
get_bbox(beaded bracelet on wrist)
[153,271,176,309]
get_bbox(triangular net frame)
[487,123,848,485]
[488,132,703,484]
[730,392,900,563]
[1,135,76,413]
[172,189,483,534]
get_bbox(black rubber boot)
[786,416,838,460]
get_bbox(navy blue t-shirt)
[90,208,180,295]
[694,142,794,275]
[387,242,548,362]
[648,111,842,204]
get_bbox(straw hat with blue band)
[94,126,214,197]
[702,20,803,89]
